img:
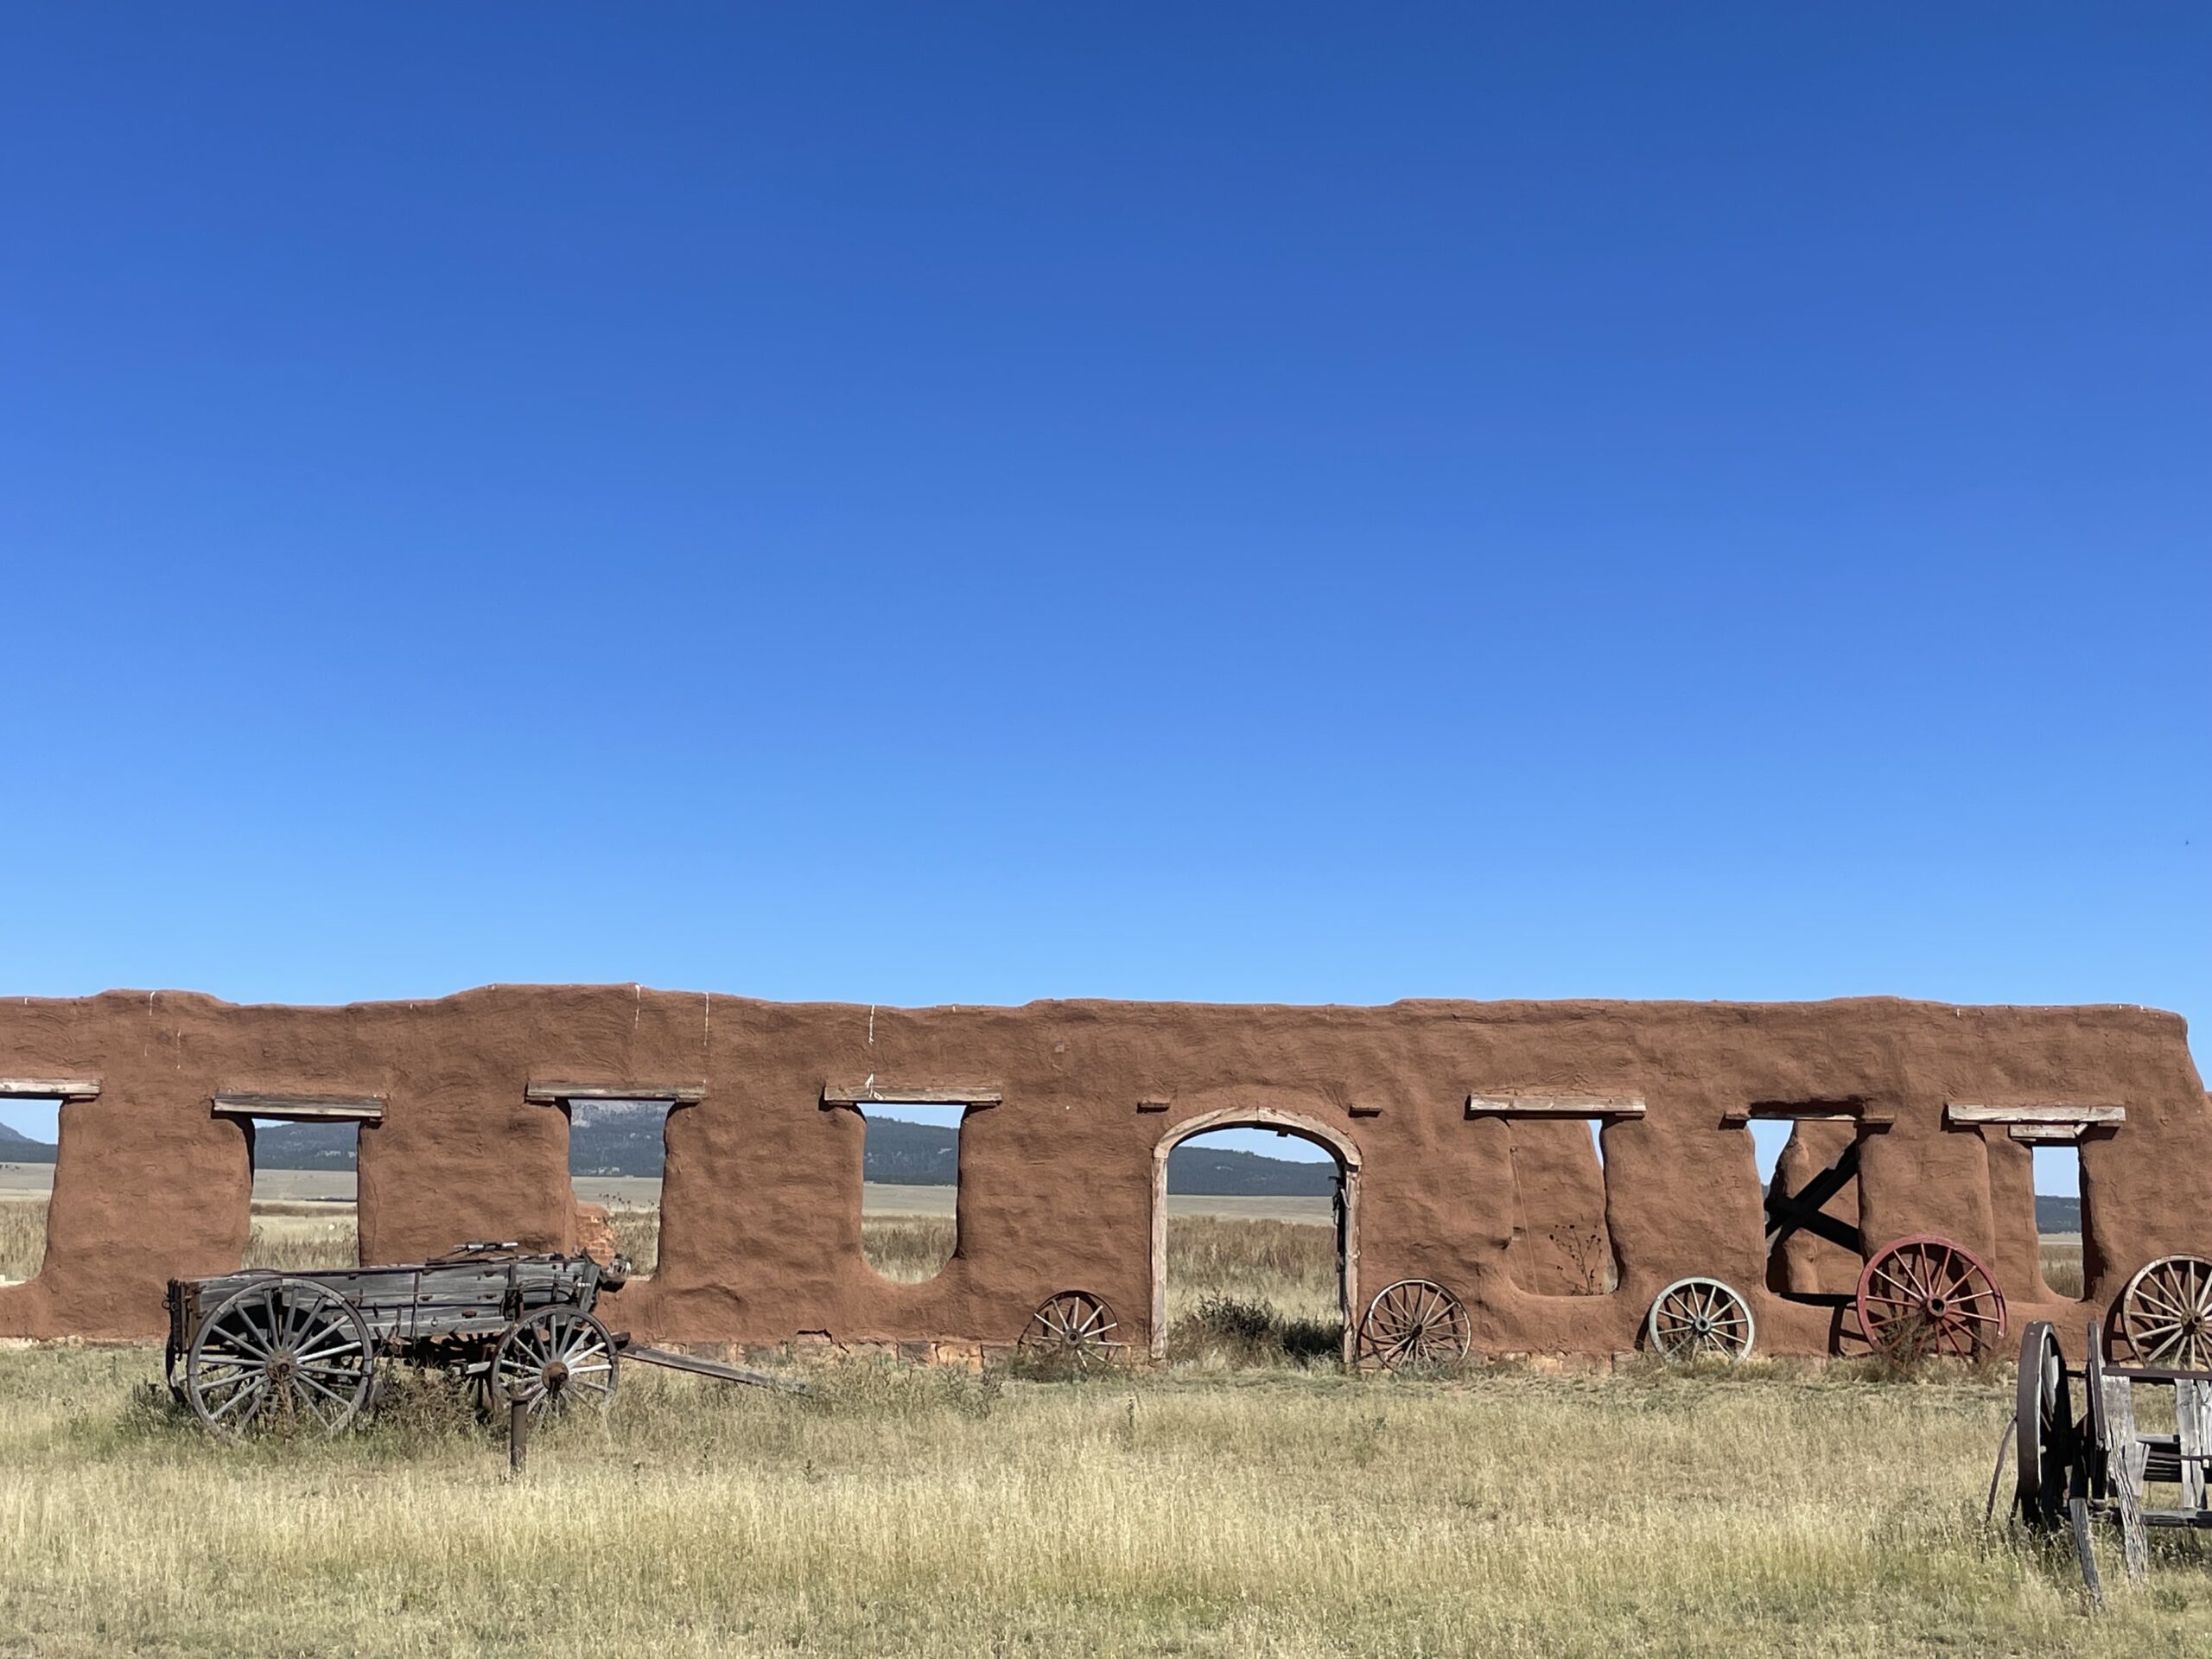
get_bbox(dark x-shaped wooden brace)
[1764,1138,1862,1253]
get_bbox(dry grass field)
[2,1201,2204,1656]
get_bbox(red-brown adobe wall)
[0,988,2202,1355]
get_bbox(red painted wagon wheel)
[1356,1279,1471,1371]
[1856,1235,2006,1361]
[2119,1255,2212,1370]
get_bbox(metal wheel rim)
[1019,1292,1122,1368]
[2013,1319,2071,1528]
[1356,1279,1471,1371]
[185,1275,374,1440]
[1856,1235,2006,1360]
[493,1306,620,1414]
[1646,1275,1755,1362]
[2120,1255,2212,1370]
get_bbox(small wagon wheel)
[493,1306,620,1415]
[2014,1320,2075,1529]
[1019,1291,1122,1368]
[184,1275,375,1440]
[1856,1235,2006,1361]
[1645,1276,1755,1361]
[1356,1279,1471,1371]
[2119,1255,2212,1370]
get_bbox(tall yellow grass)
[2,1344,2208,1656]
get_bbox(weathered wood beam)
[1948,1103,2126,1127]
[2010,1124,2086,1144]
[0,1077,99,1101]
[213,1093,385,1122]
[1465,1094,1645,1117]
[820,1084,1002,1107]
[524,1080,708,1105]
[1722,1101,1894,1126]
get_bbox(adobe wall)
[0,988,2203,1357]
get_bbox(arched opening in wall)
[1505,1116,1618,1295]
[0,1085,75,1286]
[565,1097,689,1277]
[1152,1110,1355,1366]
[212,1093,384,1270]
[859,1099,965,1282]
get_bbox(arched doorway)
[1150,1107,1361,1363]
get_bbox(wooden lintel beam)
[820,1085,1002,1108]
[1465,1095,1645,1118]
[213,1093,385,1123]
[0,1077,99,1101]
[1722,1104,1893,1127]
[2010,1124,2085,1145]
[524,1081,709,1105]
[1947,1103,2126,1128]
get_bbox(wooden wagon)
[165,1242,804,1440]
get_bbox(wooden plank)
[0,1077,99,1101]
[524,1079,707,1105]
[2179,1380,2209,1510]
[2102,1372,2149,1581]
[820,1084,1001,1107]
[213,1092,385,1122]
[1465,1095,1646,1117]
[620,1343,813,1394]
[1946,1103,2126,1127]
[2010,1124,2085,1144]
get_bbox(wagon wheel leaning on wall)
[1645,1276,1755,1362]
[1018,1291,1123,1369]
[492,1306,620,1415]
[1355,1280,1471,1371]
[2118,1255,2212,1370]
[184,1276,377,1439]
[1855,1236,2006,1362]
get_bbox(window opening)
[566,1097,683,1278]
[0,1092,65,1287]
[861,1100,963,1281]
[1505,1116,1618,1296]
[244,1116,359,1270]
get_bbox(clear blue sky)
[2,9,2205,1184]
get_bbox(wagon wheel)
[1356,1279,1471,1371]
[1645,1276,1755,1362]
[1856,1235,2006,1361]
[184,1276,375,1440]
[492,1306,620,1415]
[2014,1320,2075,1529]
[2119,1255,2212,1370]
[1019,1291,1122,1369]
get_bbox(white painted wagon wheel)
[493,1306,620,1414]
[1019,1291,1122,1368]
[2120,1255,2212,1370]
[185,1276,375,1440]
[1645,1276,1756,1361]
[1356,1279,1471,1371]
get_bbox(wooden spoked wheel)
[185,1275,375,1439]
[2119,1255,2212,1370]
[1356,1279,1471,1371]
[1856,1235,2006,1360]
[1019,1291,1122,1368]
[493,1306,620,1414]
[1645,1276,1755,1361]
[2013,1320,2075,1529]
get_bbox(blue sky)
[1,10,2204,1188]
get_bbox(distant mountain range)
[0,1111,2089,1224]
